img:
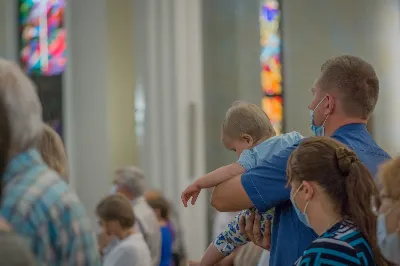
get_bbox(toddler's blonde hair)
[38,124,68,179]
[222,101,275,142]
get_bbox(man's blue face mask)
[309,96,329,136]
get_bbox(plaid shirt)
[1,149,101,266]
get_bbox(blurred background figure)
[96,194,151,266]
[234,243,264,266]
[148,196,174,266]
[104,166,161,266]
[38,123,69,181]
[0,58,100,265]
[0,216,36,266]
[146,190,187,266]
[375,157,400,264]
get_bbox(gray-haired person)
[0,58,100,265]
[102,166,161,266]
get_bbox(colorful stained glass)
[262,96,282,135]
[19,0,66,76]
[260,0,283,134]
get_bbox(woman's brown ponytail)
[336,147,389,265]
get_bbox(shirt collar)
[3,149,43,185]
[331,123,367,137]
[131,196,145,206]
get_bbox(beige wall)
[106,0,138,171]
[282,0,400,155]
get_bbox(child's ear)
[241,134,253,145]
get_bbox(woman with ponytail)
[287,137,389,266]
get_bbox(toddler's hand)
[181,183,201,207]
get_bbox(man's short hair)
[0,59,43,151]
[318,55,379,119]
[96,194,136,228]
[222,101,276,142]
[114,166,146,197]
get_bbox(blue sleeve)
[237,149,257,171]
[241,143,298,212]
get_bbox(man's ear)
[324,94,335,116]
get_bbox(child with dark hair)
[97,194,151,266]
[148,197,174,266]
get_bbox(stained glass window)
[260,0,283,135]
[19,0,66,76]
[18,0,66,138]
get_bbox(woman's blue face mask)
[110,185,117,194]
[291,183,312,228]
[377,208,400,264]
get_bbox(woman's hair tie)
[336,147,359,176]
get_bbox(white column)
[64,0,111,227]
[0,1,18,61]
[372,0,400,155]
[134,0,207,258]
[65,0,137,229]
[174,0,207,259]
[159,0,176,198]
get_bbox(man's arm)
[211,144,297,212]
[211,175,253,212]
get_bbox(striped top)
[0,149,101,266]
[294,220,375,266]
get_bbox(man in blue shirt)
[210,55,391,266]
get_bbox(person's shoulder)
[265,138,300,162]
[135,199,160,229]
[244,139,299,176]
[2,168,71,219]
[330,221,375,260]
[297,236,360,265]
[333,129,391,160]
[257,131,303,150]
[280,131,304,142]
[123,234,151,256]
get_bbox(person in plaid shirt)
[0,58,101,266]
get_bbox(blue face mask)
[310,96,329,136]
[290,184,312,228]
[110,185,117,194]
[377,212,400,264]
